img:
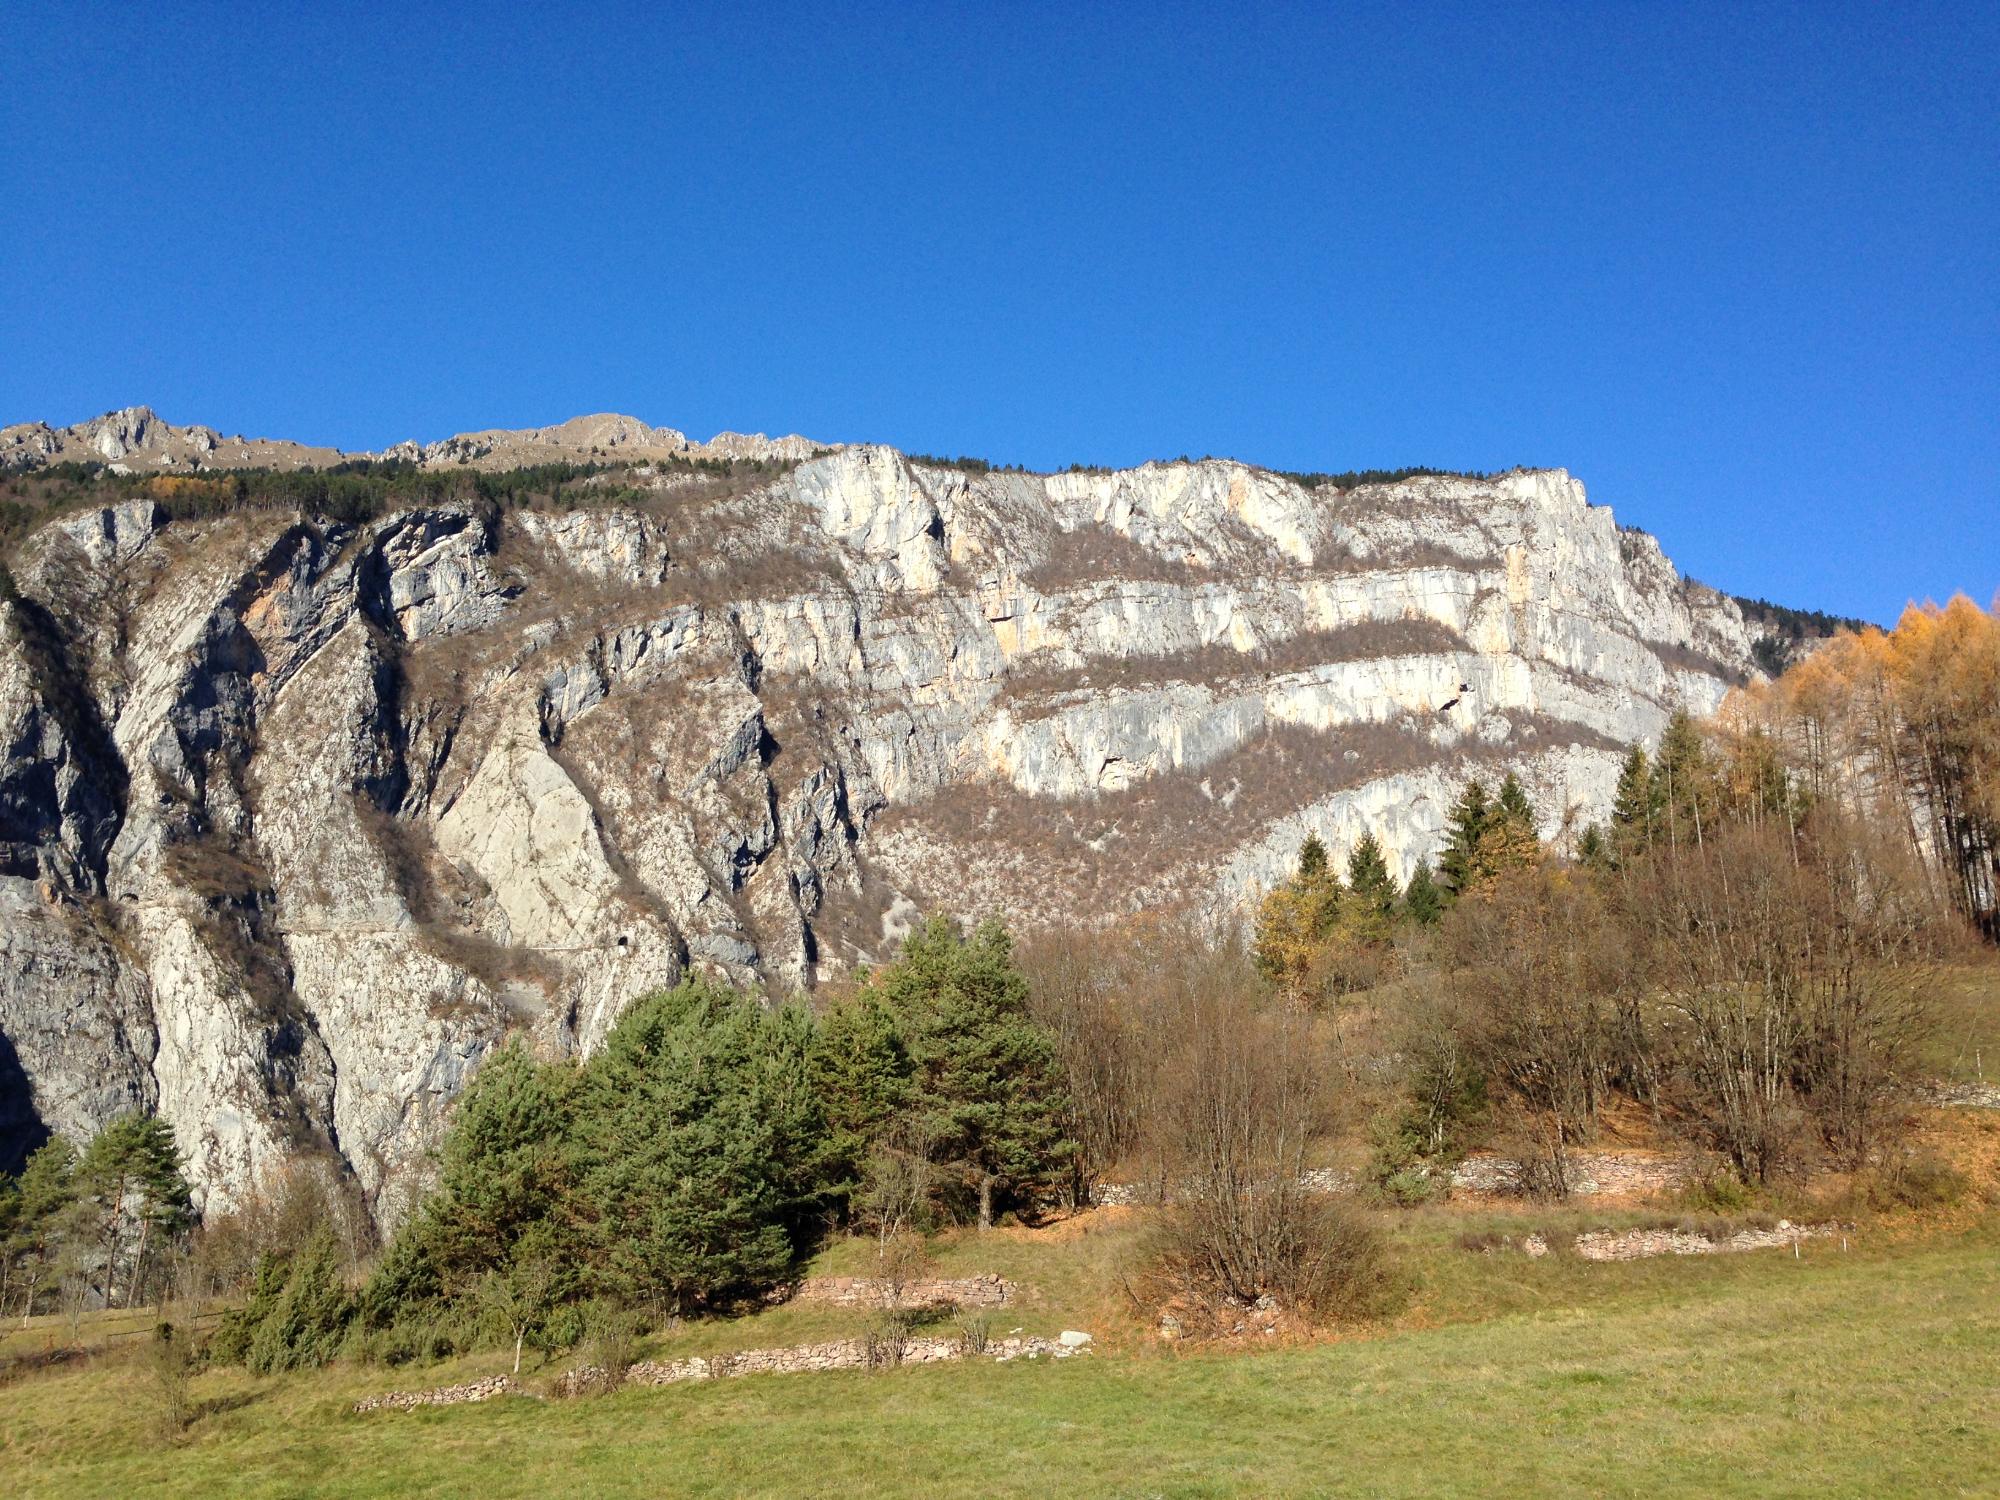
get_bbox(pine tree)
[365,1037,575,1323]
[809,991,913,1218]
[76,1116,191,1309]
[575,977,811,1309]
[1402,863,1445,927]
[3,1137,76,1318]
[1437,778,1493,897]
[870,917,1074,1229]
[1297,834,1329,880]
[246,1226,354,1373]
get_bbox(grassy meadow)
[4,1167,1997,1498]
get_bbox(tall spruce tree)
[1345,832,1400,941]
[869,917,1074,1229]
[1297,834,1330,880]
[1610,743,1660,856]
[1653,709,1716,850]
[1437,778,1494,897]
[1480,772,1543,876]
[1495,772,1536,833]
[1402,862,1445,927]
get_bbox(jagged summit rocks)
[0,412,1760,1227]
[0,406,828,475]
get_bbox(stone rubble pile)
[612,1329,1091,1388]
[1931,1082,2000,1109]
[1573,1220,1840,1262]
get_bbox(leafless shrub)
[1016,924,1157,1200]
[1140,941,1397,1325]
[1432,865,1627,1198]
[1021,526,1199,590]
[1633,814,1944,1180]
[863,1309,913,1370]
[856,1120,942,1246]
[191,1156,373,1304]
[954,1312,991,1356]
[579,1300,642,1394]
[145,1321,195,1444]
[872,1232,935,1313]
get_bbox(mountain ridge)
[0,412,1770,1224]
[0,405,831,475]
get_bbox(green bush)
[245,1229,354,1372]
[1681,1173,1762,1215]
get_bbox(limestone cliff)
[0,418,1760,1223]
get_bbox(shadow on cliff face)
[0,1028,51,1175]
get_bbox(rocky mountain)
[0,412,1762,1225]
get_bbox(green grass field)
[4,1208,1996,1499]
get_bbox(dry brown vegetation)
[876,715,1616,930]
[1721,595,2000,932]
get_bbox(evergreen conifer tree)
[1297,834,1329,880]
[1653,709,1716,850]
[247,1227,354,1373]
[1495,772,1536,832]
[1344,832,1400,944]
[4,1137,77,1315]
[1402,863,1445,927]
[1437,778,1493,896]
[76,1116,191,1309]
[1576,822,1611,872]
[1610,743,1659,856]
[1479,772,1543,876]
[809,992,913,1216]
[365,1037,573,1322]
[575,977,812,1309]
[869,917,1074,1229]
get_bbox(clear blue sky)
[3,2,1994,623]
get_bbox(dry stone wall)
[792,1274,1012,1308]
[351,1375,522,1413]
[1097,1151,1692,1206]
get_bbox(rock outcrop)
[0,420,1762,1226]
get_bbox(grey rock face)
[0,445,1757,1222]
